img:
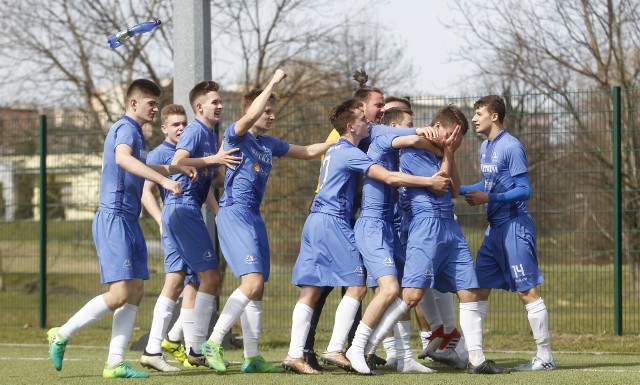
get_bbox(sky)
[370,0,469,95]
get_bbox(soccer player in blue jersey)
[360,104,510,375]
[461,95,554,371]
[283,98,452,375]
[346,107,446,374]
[164,81,241,368]
[47,80,197,379]
[201,69,335,374]
[139,104,221,371]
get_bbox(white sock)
[418,289,442,327]
[478,300,488,322]
[419,330,432,350]
[433,290,456,333]
[211,289,250,343]
[395,320,434,373]
[366,298,409,353]
[327,296,360,352]
[346,321,372,373]
[287,302,313,359]
[459,302,484,366]
[166,313,184,343]
[59,295,110,339]
[107,304,138,367]
[382,336,397,360]
[145,295,176,354]
[191,292,216,354]
[526,298,553,362]
[181,308,195,353]
[240,300,263,358]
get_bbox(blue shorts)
[217,205,271,281]
[355,217,398,288]
[402,216,478,293]
[475,214,543,292]
[161,203,218,273]
[292,213,366,287]
[92,211,149,284]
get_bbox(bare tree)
[0,0,174,125]
[453,0,640,294]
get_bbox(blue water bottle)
[108,20,162,49]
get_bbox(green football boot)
[102,361,150,378]
[240,355,285,373]
[47,327,68,371]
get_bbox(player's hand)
[427,170,451,195]
[416,126,439,140]
[464,190,489,206]
[211,141,242,170]
[162,179,184,196]
[443,125,462,153]
[178,165,199,183]
[272,69,288,85]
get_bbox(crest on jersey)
[253,162,260,172]
[491,151,498,162]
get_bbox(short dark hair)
[329,98,361,135]
[352,69,383,103]
[430,104,469,135]
[382,107,412,126]
[474,95,506,124]
[160,104,186,125]
[126,79,161,100]
[242,88,276,114]
[188,80,221,113]
[384,96,411,110]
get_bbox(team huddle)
[46,69,555,378]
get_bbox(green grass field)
[4,339,640,385]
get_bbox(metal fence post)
[612,86,622,335]
[39,114,47,328]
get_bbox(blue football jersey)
[218,122,290,209]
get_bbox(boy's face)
[161,113,187,145]
[364,92,385,124]
[132,96,159,125]
[472,105,495,136]
[351,107,370,139]
[255,102,275,131]
[398,112,413,128]
[198,91,223,124]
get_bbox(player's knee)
[378,283,400,303]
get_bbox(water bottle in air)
[108,20,162,49]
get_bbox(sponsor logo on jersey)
[123,259,132,270]
[251,147,273,165]
[354,265,365,276]
[383,257,395,266]
[423,269,434,279]
[139,149,148,160]
[245,254,259,264]
[481,163,498,173]
[491,151,498,162]
[203,249,214,261]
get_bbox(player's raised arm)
[234,69,287,136]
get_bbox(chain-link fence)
[0,88,638,341]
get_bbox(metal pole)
[612,86,622,335]
[39,114,47,328]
